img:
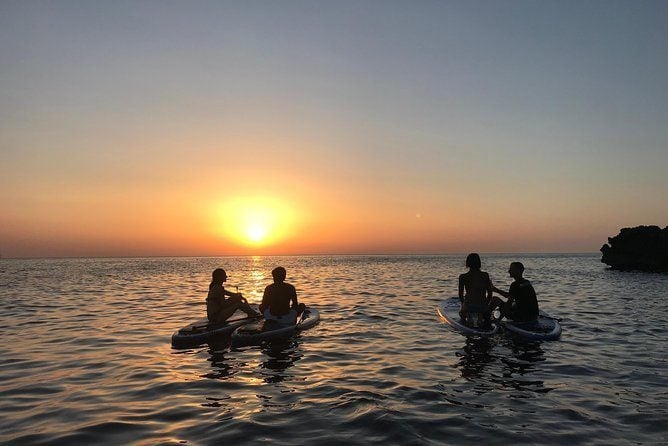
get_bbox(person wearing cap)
[260,267,305,325]
[206,268,259,323]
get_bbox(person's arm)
[290,285,298,309]
[486,274,493,301]
[207,288,223,321]
[492,285,511,298]
[505,283,516,304]
[223,287,246,302]
[527,282,538,308]
[458,275,464,303]
[259,286,269,313]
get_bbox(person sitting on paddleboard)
[260,267,305,325]
[490,262,539,322]
[458,253,494,327]
[206,268,259,324]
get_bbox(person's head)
[271,266,287,283]
[212,268,228,283]
[465,253,482,271]
[508,262,524,279]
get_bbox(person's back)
[262,281,297,316]
[459,270,492,308]
[206,282,226,321]
[509,277,539,322]
[260,266,303,324]
[458,253,493,325]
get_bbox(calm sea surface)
[0,254,666,445]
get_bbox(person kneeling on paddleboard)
[458,253,494,328]
[207,268,260,324]
[490,262,539,322]
[260,267,305,326]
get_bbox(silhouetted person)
[260,267,305,325]
[458,253,493,327]
[206,268,259,324]
[490,262,539,322]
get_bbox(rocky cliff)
[600,225,668,272]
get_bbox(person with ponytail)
[206,268,259,323]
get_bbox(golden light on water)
[215,196,297,247]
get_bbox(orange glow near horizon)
[214,196,299,248]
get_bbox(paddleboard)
[231,307,320,346]
[171,309,260,348]
[437,297,500,336]
[500,311,562,341]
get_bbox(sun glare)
[216,196,296,247]
[246,223,268,243]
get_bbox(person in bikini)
[206,268,259,324]
[458,253,495,327]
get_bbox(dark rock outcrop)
[600,225,668,272]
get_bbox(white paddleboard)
[437,297,500,337]
[231,307,320,346]
[500,311,562,341]
[171,310,260,348]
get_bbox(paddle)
[539,314,563,322]
[184,313,262,333]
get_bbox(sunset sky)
[1,1,667,257]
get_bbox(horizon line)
[0,251,600,260]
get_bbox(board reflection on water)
[258,340,303,384]
[200,336,305,384]
[456,337,495,380]
[201,339,238,380]
[454,336,550,394]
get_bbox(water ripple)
[0,255,667,444]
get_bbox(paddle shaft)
[190,314,260,331]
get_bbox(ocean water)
[0,254,666,445]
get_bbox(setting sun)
[246,222,268,243]
[215,196,298,247]
[242,208,271,244]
